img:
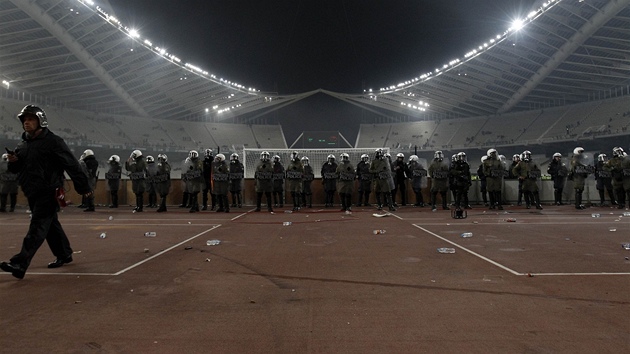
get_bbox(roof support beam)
[498,0,630,113]
[10,0,148,117]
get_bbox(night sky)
[107,0,538,95]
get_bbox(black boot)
[190,193,200,213]
[84,196,95,212]
[598,189,606,206]
[210,193,217,211]
[237,192,242,208]
[340,193,347,211]
[386,193,396,211]
[179,192,189,208]
[356,192,363,207]
[489,192,496,209]
[110,191,118,208]
[0,194,6,212]
[608,188,617,205]
[534,192,543,210]
[202,190,208,210]
[216,193,224,212]
[255,193,262,212]
[135,194,144,212]
[223,195,230,213]
[575,190,585,209]
[430,191,437,211]
[364,191,371,206]
[376,193,383,210]
[346,195,352,211]
[266,192,273,212]
[157,196,167,212]
[495,192,503,210]
[441,191,449,210]
[525,192,532,209]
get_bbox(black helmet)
[18,105,48,128]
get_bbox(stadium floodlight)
[128,29,140,38]
[510,18,525,31]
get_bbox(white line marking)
[529,272,630,276]
[413,224,630,277]
[230,213,248,221]
[413,224,522,276]
[113,225,221,276]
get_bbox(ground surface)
[1,203,629,353]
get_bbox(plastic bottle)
[623,212,630,217]
[373,229,386,235]
[591,213,601,218]
[206,239,221,246]
[99,232,107,239]
[144,231,157,237]
[460,232,473,238]
[437,247,456,254]
[282,221,292,226]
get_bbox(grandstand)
[1,0,630,187]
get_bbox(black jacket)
[9,128,91,197]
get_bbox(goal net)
[242,148,390,178]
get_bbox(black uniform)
[3,128,91,278]
[202,153,216,210]
[392,156,410,206]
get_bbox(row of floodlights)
[368,0,562,93]
[75,0,259,94]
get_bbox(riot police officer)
[105,155,121,208]
[547,152,568,205]
[285,151,304,211]
[155,154,171,212]
[213,153,230,212]
[125,149,147,212]
[321,154,337,207]
[336,153,355,212]
[356,154,372,207]
[428,151,449,211]
[229,153,244,208]
[254,151,274,212]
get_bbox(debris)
[144,231,156,237]
[437,248,456,254]
[505,218,517,222]
[282,221,292,226]
[373,230,386,235]
[184,246,193,250]
[372,213,389,218]
[205,258,211,262]
[460,232,473,238]
[143,248,149,253]
[99,232,107,239]
[206,239,221,246]
[108,216,114,221]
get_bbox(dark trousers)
[10,193,72,271]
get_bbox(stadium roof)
[1,0,629,122]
